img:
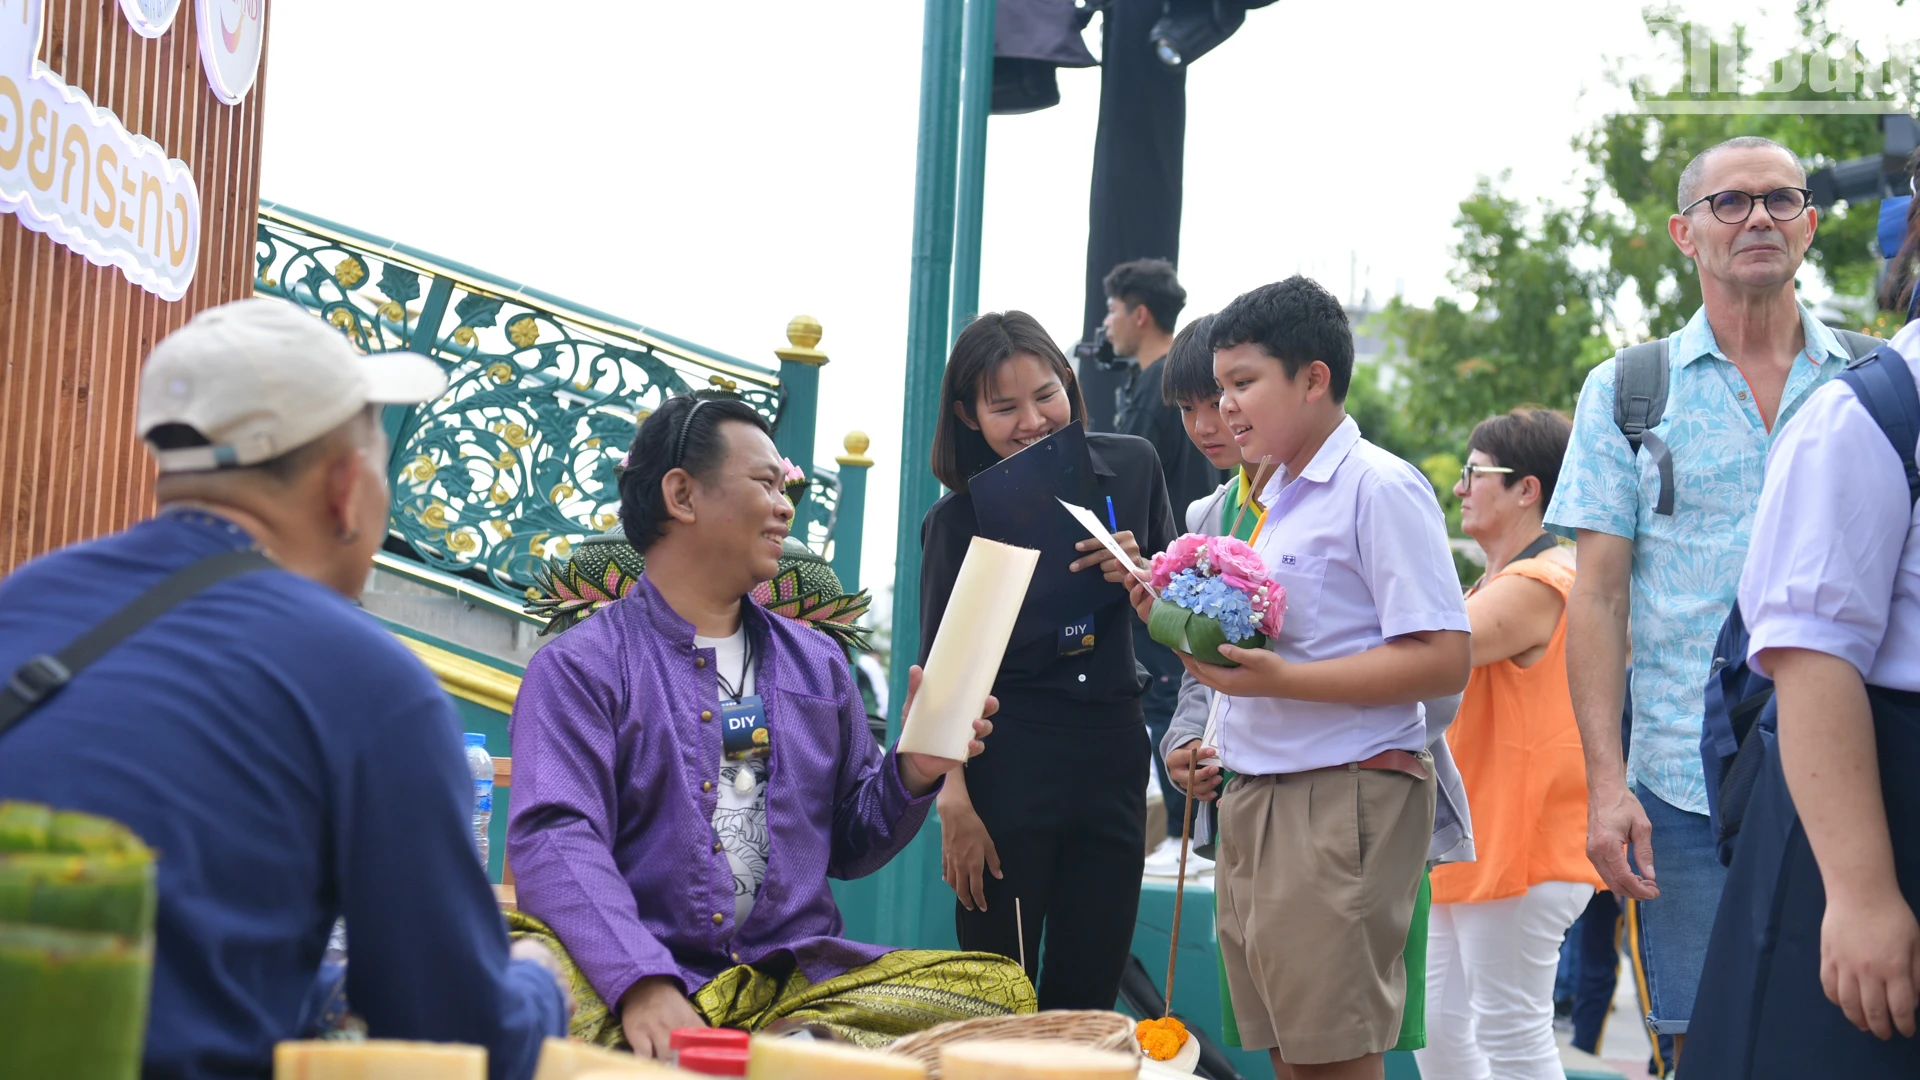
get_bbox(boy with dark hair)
[1103,260,1222,869]
[1134,276,1470,1080]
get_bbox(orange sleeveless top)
[1430,555,1604,905]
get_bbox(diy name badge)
[1,0,201,300]
[721,695,770,762]
[1058,612,1095,657]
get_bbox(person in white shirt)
[1684,320,1920,1078]
[1131,276,1470,1080]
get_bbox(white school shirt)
[1739,320,1920,690]
[1215,416,1472,776]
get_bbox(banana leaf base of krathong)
[0,924,151,1080]
[0,802,155,1080]
[1147,598,1265,667]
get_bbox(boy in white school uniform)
[1684,320,1920,1079]
[1132,276,1471,1080]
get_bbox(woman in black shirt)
[919,311,1178,1010]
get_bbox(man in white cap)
[0,298,570,1080]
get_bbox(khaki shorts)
[1215,757,1436,1064]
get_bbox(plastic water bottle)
[464,733,493,869]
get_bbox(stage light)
[1147,0,1278,70]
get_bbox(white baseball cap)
[138,297,448,472]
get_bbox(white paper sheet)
[1055,498,1153,585]
[897,537,1040,762]
[1199,691,1223,754]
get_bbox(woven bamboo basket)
[887,1010,1139,1078]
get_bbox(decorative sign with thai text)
[195,0,263,105]
[1,0,201,300]
[118,0,183,38]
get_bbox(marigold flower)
[1134,1016,1189,1060]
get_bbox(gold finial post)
[775,315,829,366]
[829,430,872,592]
[836,430,874,467]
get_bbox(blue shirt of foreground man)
[0,299,571,1080]
[506,394,1029,1060]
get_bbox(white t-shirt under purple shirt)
[695,628,767,927]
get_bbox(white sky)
[260,0,1916,597]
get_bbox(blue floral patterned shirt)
[1545,304,1849,814]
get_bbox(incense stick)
[1226,456,1273,541]
[1015,898,1027,978]
[1164,742,1202,1017]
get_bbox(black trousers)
[954,701,1148,1011]
[1134,623,1185,840]
[1686,685,1920,1079]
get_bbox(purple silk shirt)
[506,575,937,1010]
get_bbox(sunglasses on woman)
[1460,463,1514,489]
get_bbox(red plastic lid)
[670,1027,751,1051]
[678,1046,751,1076]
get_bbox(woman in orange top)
[1417,408,1604,1080]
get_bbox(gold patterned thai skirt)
[505,911,1036,1048]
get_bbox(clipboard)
[969,421,1125,648]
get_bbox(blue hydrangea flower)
[1163,568,1258,641]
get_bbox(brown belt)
[1234,749,1431,788]
[1352,748,1429,781]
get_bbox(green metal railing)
[254,202,870,597]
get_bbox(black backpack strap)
[1836,346,1920,509]
[1514,533,1561,562]
[1834,329,1885,362]
[1613,340,1674,516]
[0,548,276,738]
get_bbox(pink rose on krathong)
[780,458,807,484]
[1150,534,1209,591]
[1257,580,1287,638]
[1210,536,1269,592]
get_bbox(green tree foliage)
[1376,180,1617,457]
[1369,0,1916,548]
[1585,3,1918,335]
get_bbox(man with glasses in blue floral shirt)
[1547,135,1882,1073]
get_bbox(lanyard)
[714,634,754,703]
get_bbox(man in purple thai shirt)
[507,394,1034,1059]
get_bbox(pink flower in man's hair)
[1256,581,1287,638]
[618,451,630,469]
[1149,533,1209,591]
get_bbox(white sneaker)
[1142,837,1214,879]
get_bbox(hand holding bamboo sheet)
[897,537,1040,762]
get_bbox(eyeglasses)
[1460,463,1514,489]
[1680,187,1813,226]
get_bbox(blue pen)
[1105,495,1119,532]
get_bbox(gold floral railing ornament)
[254,202,796,596]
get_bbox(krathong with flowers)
[1145,533,1285,666]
